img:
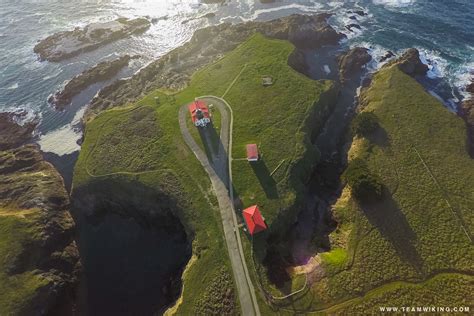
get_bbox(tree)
[343,158,382,201]
[351,112,379,137]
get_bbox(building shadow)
[359,188,423,271]
[197,122,220,163]
[250,159,279,199]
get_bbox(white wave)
[372,0,416,7]
[323,65,331,74]
[242,3,324,22]
[2,82,19,90]
[38,107,85,156]
[452,61,474,99]
[0,104,40,126]
[417,48,448,79]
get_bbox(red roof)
[246,144,259,161]
[243,205,267,235]
[188,100,209,123]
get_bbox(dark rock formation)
[466,82,474,94]
[86,14,344,121]
[34,18,150,62]
[337,47,372,83]
[345,23,361,32]
[0,111,37,150]
[387,48,428,77]
[379,50,395,63]
[49,55,133,110]
[0,116,80,314]
[460,80,474,157]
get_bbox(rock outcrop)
[0,113,80,314]
[337,47,372,83]
[34,18,150,62]
[387,48,428,77]
[0,111,37,150]
[49,55,133,110]
[460,80,474,157]
[86,14,344,121]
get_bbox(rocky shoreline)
[85,13,345,121]
[34,18,150,62]
[0,112,80,314]
[49,55,134,110]
[460,81,474,157]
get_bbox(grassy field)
[73,33,335,314]
[260,65,474,314]
[0,212,48,314]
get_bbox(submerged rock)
[379,50,395,63]
[86,13,344,121]
[0,116,80,314]
[49,55,134,110]
[34,18,150,62]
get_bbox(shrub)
[342,158,382,201]
[351,112,379,137]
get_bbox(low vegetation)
[74,33,335,314]
[351,111,379,137]
[0,213,47,315]
[342,158,383,201]
[264,64,474,313]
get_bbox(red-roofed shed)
[246,144,259,162]
[242,205,267,235]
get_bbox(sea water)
[0,0,472,156]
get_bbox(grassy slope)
[0,212,48,314]
[73,33,332,314]
[272,65,473,314]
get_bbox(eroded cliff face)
[0,113,80,315]
[459,81,474,158]
[71,178,191,315]
[86,13,345,121]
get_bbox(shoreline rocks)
[0,114,80,314]
[34,18,150,62]
[387,48,428,77]
[49,55,134,110]
[337,47,372,84]
[0,111,37,150]
[86,13,344,121]
[460,80,474,157]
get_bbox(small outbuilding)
[246,144,259,162]
[242,205,267,236]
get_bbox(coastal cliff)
[85,13,344,121]
[34,18,150,62]
[0,113,80,315]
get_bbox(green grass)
[73,33,335,314]
[0,213,49,315]
[264,65,474,313]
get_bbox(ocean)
[0,0,473,156]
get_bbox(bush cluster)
[351,112,379,137]
[343,158,383,201]
[194,267,236,315]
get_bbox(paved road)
[179,96,260,316]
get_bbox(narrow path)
[179,96,260,316]
[280,271,474,314]
[412,146,473,243]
